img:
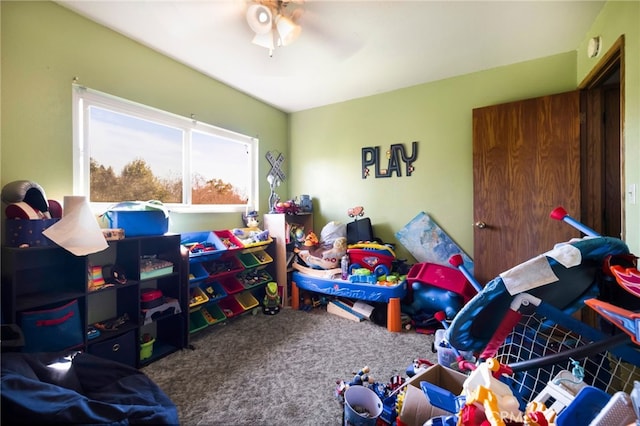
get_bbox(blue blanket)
[1,352,178,425]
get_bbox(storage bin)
[181,231,227,260]
[104,210,168,237]
[220,276,244,295]
[201,281,227,303]
[202,256,243,278]
[214,230,244,251]
[89,330,136,367]
[189,309,209,333]
[5,218,60,247]
[189,286,209,309]
[218,297,244,318]
[233,228,272,249]
[19,299,83,353]
[235,292,259,311]
[238,269,273,290]
[433,329,474,369]
[252,250,273,265]
[188,262,208,284]
[237,252,260,268]
[203,304,226,324]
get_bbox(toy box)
[181,231,227,260]
[105,210,168,237]
[5,218,60,247]
[398,364,467,425]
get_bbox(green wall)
[0,0,288,232]
[290,0,640,261]
[289,54,577,261]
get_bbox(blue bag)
[19,299,83,352]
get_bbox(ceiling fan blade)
[297,7,364,60]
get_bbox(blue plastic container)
[181,231,227,260]
[556,386,611,426]
[105,210,168,237]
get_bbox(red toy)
[347,242,395,277]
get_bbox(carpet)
[143,306,437,425]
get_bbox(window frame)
[72,84,259,214]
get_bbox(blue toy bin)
[343,385,383,426]
[181,231,228,260]
[105,210,168,237]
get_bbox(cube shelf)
[186,232,274,337]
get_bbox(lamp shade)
[252,30,275,50]
[246,4,273,35]
[275,15,301,46]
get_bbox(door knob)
[474,221,487,229]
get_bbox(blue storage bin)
[188,262,208,284]
[105,210,168,237]
[181,231,227,260]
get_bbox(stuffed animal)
[296,236,347,270]
[294,221,348,270]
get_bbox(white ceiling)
[56,0,605,113]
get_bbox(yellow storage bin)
[235,292,259,311]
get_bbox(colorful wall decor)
[361,141,418,179]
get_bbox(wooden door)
[472,91,582,284]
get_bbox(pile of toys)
[334,207,640,425]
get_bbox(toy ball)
[293,227,305,242]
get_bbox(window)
[72,85,258,213]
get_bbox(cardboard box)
[398,364,467,426]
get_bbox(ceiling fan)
[245,0,304,56]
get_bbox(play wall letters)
[361,141,418,179]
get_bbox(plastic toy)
[584,298,640,344]
[262,282,281,315]
[295,235,347,270]
[408,286,464,320]
[347,206,365,218]
[549,206,599,237]
[335,366,374,402]
[609,264,640,298]
[87,326,100,340]
[349,268,378,284]
[242,210,260,228]
[347,242,395,277]
[303,231,318,247]
[274,199,300,215]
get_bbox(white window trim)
[72,84,259,214]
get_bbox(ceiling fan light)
[246,4,273,35]
[251,30,275,50]
[275,15,301,46]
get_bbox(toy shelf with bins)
[264,212,313,307]
[184,231,274,336]
[1,234,188,368]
